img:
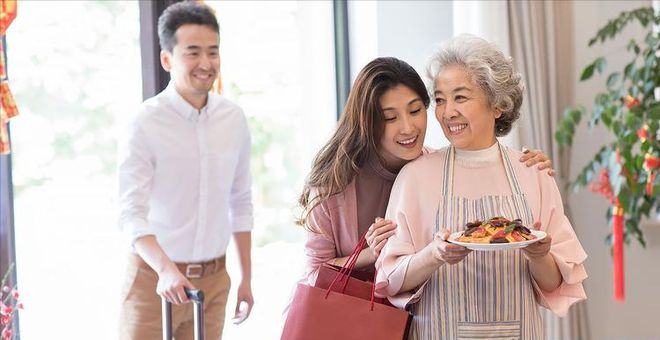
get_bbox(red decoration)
[0,0,17,36]
[0,0,18,155]
[636,124,649,142]
[1,274,22,340]
[644,153,659,196]
[623,95,640,109]
[0,41,5,79]
[0,81,18,155]
[647,172,657,196]
[645,153,660,170]
[590,169,615,203]
[612,205,624,302]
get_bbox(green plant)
[555,7,660,247]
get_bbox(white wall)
[348,1,454,149]
[569,1,660,339]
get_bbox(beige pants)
[119,254,231,340]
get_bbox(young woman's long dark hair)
[297,57,430,230]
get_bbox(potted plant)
[554,7,659,300]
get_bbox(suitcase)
[162,288,205,340]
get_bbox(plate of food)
[448,216,546,251]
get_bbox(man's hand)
[134,235,195,305]
[366,217,397,258]
[426,229,472,265]
[156,264,195,305]
[232,280,254,324]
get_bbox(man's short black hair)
[158,1,220,52]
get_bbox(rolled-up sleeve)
[229,115,253,232]
[117,119,155,247]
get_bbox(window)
[7,1,141,338]
[6,1,336,339]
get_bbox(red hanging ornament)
[0,0,18,155]
[612,205,624,302]
[0,81,18,155]
[0,0,17,36]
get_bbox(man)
[118,2,253,339]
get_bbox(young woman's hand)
[520,147,556,176]
[426,229,471,265]
[366,217,397,257]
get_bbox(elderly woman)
[375,34,587,340]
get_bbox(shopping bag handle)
[325,233,379,310]
[325,234,366,295]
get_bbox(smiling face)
[160,24,220,109]
[434,65,501,150]
[378,84,427,171]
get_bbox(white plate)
[447,230,546,251]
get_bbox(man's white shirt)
[118,83,253,262]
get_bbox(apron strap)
[498,143,524,196]
[441,146,454,198]
[438,147,455,231]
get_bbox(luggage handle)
[162,288,205,340]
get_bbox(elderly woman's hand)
[366,217,397,258]
[427,229,472,265]
[520,147,556,176]
[522,222,552,260]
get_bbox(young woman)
[375,35,587,339]
[298,57,554,285]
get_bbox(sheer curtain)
[453,1,591,338]
[508,1,591,339]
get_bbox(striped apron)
[409,144,543,340]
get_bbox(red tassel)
[612,205,624,302]
[647,171,656,196]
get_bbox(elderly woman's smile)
[434,65,501,151]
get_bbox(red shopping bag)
[281,283,410,340]
[281,236,410,340]
[315,263,388,304]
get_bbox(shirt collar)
[164,81,215,120]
